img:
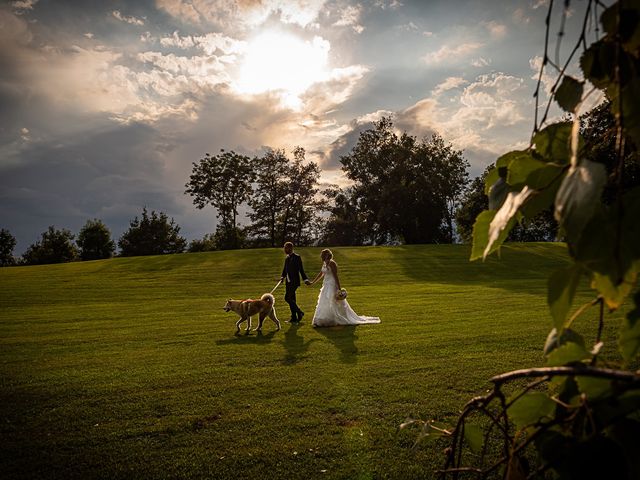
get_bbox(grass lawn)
[0,243,627,479]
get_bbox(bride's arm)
[329,261,341,290]
[309,270,323,285]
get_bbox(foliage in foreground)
[408,2,640,478]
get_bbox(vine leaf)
[470,210,517,261]
[546,342,590,366]
[488,177,509,210]
[484,187,533,259]
[508,392,556,429]
[554,76,584,113]
[547,266,582,330]
[576,376,612,400]
[591,267,638,310]
[463,424,483,454]
[554,160,607,244]
[543,327,585,356]
[619,314,640,363]
[580,40,616,90]
[533,122,573,164]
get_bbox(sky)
[0,0,604,253]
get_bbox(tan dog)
[223,293,281,333]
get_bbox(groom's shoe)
[297,311,305,323]
[286,317,298,324]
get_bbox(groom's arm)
[298,256,308,281]
[281,260,287,279]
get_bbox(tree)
[427,2,640,478]
[21,226,78,265]
[77,219,115,260]
[322,186,370,246]
[246,149,290,247]
[0,228,17,266]
[185,150,255,250]
[187,233,217,253]
[339,118,469,244]
[118,208,186,256]
[280,147,323,246]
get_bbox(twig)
[491,366,640,385]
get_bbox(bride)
[308,249,381,327]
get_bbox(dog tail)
[261,293,275,305]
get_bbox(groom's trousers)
[284,282,303,321]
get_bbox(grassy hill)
[0,244,623,479]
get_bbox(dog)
[223,293,281,333]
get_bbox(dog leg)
[255,313,266,331]
[270,307,281,331]
[246,315,252,332]
[235,317,243,333]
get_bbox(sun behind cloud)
[233,31,330,110]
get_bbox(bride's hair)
[321,248,333,261]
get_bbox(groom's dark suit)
[282,253,308,322]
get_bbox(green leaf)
[484,167,501,195]
[470,210,517,261]
[591,267,637,311]
[484,188,532,259]
[628,291,640,329]
[611,78,640,147]
[554,76,584,113]
[620,313,640,362]
[508,392,556,429]
[580,41,616,90]
[576,376,612,400]
[543,327,585,356]
[601,2,640,52]
[470,210,495,261]
[546,341,590,366]
[463,423,483,454]
[520,174,564,220]
[554,160,607,244]
[547,266,582,330]
[533,123,573,164]
[488,177,509,210]
[506,153,563,190]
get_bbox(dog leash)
[270,279,283,294]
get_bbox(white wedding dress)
[312,263,381,327]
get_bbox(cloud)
[432,76,467,96]
[471,57,490,67]
[155,0,327,29]
[423,42,483,65]
[323,71,531,174]
[482,20,507,39]
[112,10,145,26]
[159,31,245,54]
[333,4,364,33]
[529,55,555,97]
[11,0,38,14]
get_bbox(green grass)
[0,244,626,479]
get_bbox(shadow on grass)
[314,325,359,364]
[281,323,319,366]
[387,243,570,292]
[216,328,278,345]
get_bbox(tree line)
[3,108,630,267]
[0,209,187,266]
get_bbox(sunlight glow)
[234,31,330,109]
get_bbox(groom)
[280,242,310,324]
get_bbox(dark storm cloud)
[0,121,185,253]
